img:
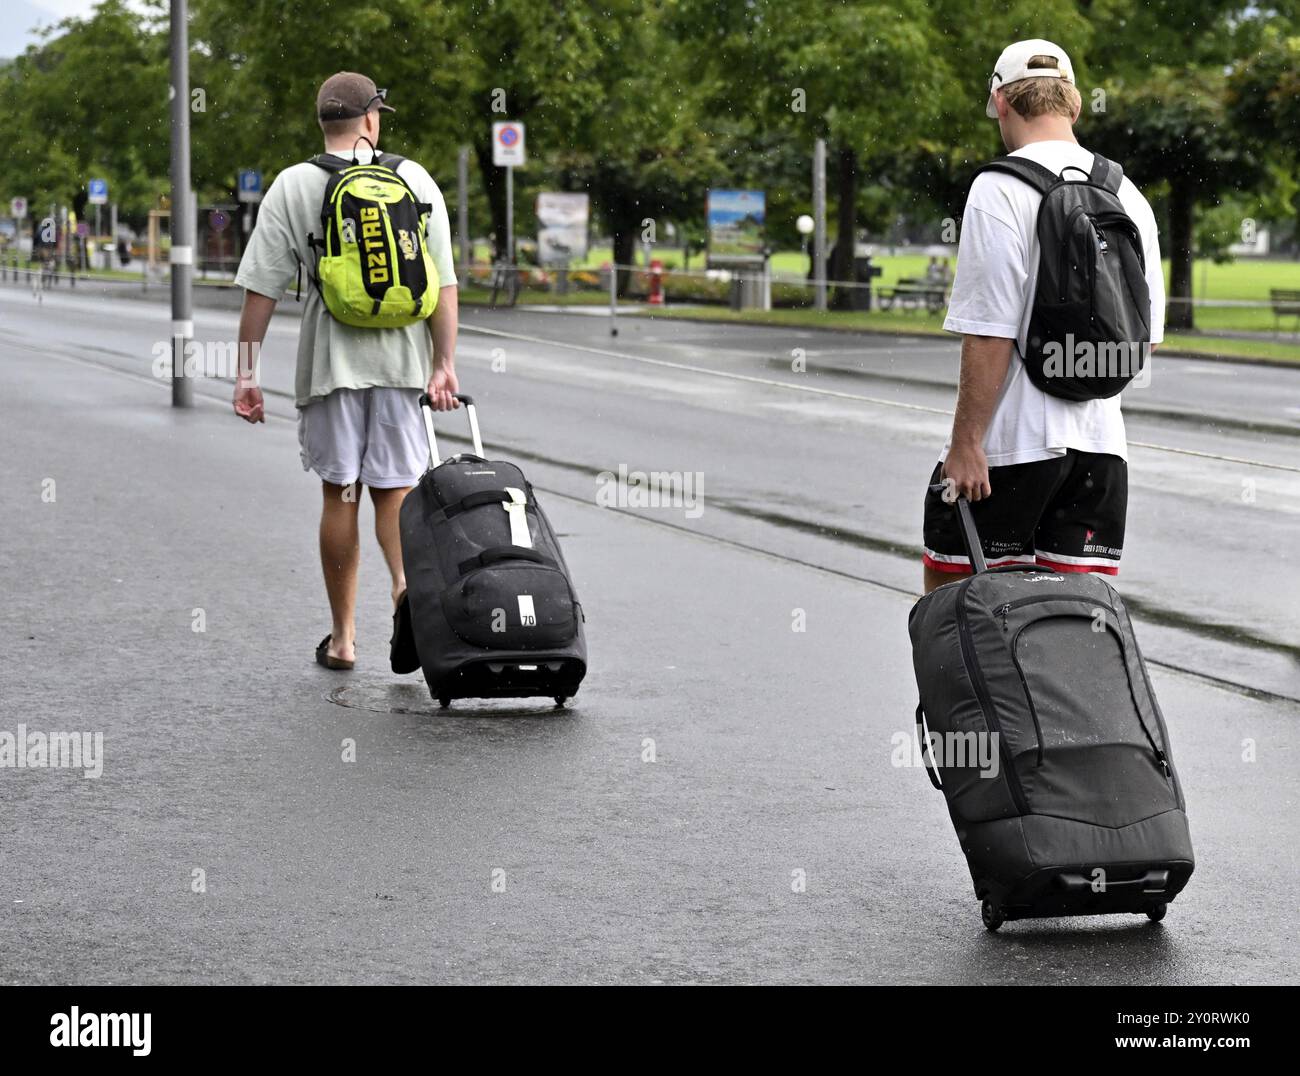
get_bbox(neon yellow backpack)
[307,147,439,328]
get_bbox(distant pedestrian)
[232,71,459,669]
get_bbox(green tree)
[1228,27,1300,256]
[0,0,168,227]
[1084,68,1264,330]
[446,0,611,262]
[188,0,463,203]
[674,0,952,305]
[1080,0,1288,328]
[556,3,721,293]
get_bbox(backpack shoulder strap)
[970,156,1060,196]
[377,152,406,170]
[308,154,349,174]
[1087,153,1124,194]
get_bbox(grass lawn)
[553,246,1300,294]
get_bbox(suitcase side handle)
[419,392,484,466]
[929,481,987,574]
[1054,869,1171,894]
[915,703,944,791]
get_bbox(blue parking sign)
[88,178,108,205]
[237,170,263,204]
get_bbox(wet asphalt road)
[1,283,1296,983]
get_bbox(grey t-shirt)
[234,147,458,407]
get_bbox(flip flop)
[390,591,421,674]
[315,634,354,671]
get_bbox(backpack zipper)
[1008,635,1045,766]
[1087,232,1097,325]
[1058,205,1089,301]
[1092,212,1145,271]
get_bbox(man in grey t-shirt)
[233,71,459,670]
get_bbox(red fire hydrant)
[648,259,665,306]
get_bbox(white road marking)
[1175,363,1237,376]
[460,320,1300,474]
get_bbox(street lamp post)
[169,0,194,408]
[796,213,814,302]
[812,139,827,312]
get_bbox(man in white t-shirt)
[232,72,460,669]
[922,39,1164,593]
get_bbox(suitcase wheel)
[1145,903,1167,922]
[438,696,452,709]
[981,899,1005,933]
[554,696,568,708]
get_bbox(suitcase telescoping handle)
[928,481,987,574]
[418,392,483,467]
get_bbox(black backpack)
[970,153,1151,401]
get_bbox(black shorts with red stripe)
[923,449,1127,576]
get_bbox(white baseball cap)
[985,39,1076,118]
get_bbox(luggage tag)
[502,488,532,548]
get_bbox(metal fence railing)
[456,259,1297,331]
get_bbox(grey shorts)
[298,387,428,488]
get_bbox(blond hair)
[1001,55,1081,119]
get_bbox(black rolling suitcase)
[908,490,1194,931]
[395,392,586,708]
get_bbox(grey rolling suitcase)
[908,491,1194,931]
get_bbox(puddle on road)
[326,681,567,719]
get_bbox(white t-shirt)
[941,140,1165,466]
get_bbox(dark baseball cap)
[316,72,396,120]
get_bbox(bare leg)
[320,481,361,662]
[370,485,412,606]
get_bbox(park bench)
[1270,288,1300,336]
[875,276,948,313]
